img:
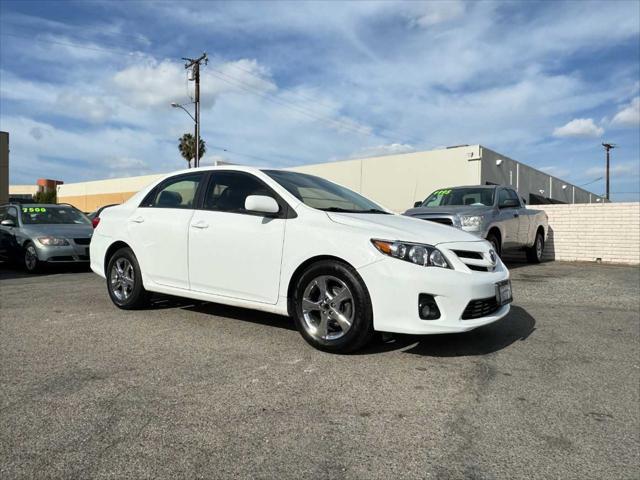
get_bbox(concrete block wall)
[537,202,640,264]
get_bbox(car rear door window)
[143,174,203,209]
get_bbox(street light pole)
[171,102,197,168]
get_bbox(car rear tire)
[292,260,374,354]
[23,241,42,273]
[526,232,544,264]
[106,247,149,309]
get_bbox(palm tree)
[178,133,206,168]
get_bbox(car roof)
[160,165,277,177]
[434,185,499,190]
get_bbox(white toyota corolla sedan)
[91,166,512,353]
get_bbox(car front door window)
[203,171,278,214]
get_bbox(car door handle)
[191,221,209,229]
[513,213,519,217]
[130,216,145,223]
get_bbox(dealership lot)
[1,261,638,479]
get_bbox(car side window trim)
[139,172,205,209]
[198,171,296,219]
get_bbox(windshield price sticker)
[433,189,451,196]
[22,207,47,213]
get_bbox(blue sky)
[1,0,639,200]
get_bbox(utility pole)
[602,142,616,201]
[183,53,207,168]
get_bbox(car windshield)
[421,188,495,207]
[20,205,91,225]
[264,170,388,213]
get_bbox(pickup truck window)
[498,189,521,208]
[422,187,494,207]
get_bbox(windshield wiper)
[359,209,390,214]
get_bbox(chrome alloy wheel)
[24,245,38,271]
[301,275,355,341]
[535,235,543,260]
[110,258,135,302]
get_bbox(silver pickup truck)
[404,185,548,263]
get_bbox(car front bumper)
[33,240,91,263]
[357,246,511,335]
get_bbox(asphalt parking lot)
[1,261,638,479]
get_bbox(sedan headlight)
[461,215,483,228]
[371,239,451,269]
[37,236,69,246]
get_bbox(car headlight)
[37,236,69,246]
[461,215,483,227]
[371,239,451,268]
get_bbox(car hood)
[21,224,94,238]
[404,205,491,216]
[326,212,481,245]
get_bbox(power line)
[0,32,144,57]
[0,31,426,147]
[580,176,603,187]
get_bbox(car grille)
[422,217,453,226]
[74,238,91,245]
[453,250,483,260]
[462,297,499,319]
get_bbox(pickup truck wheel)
[486,232,501,257]
[526,232,544,263]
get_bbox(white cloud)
[585,162,640,177]
[553,118,604,138]
[611,97,640,127]
[349,143,415,159]
[540,166,571,178]
[408,0,465,28]
[111,57,276,109]
[55,92,114,123]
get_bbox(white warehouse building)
[292,145,603,213]
[11,144,603,213]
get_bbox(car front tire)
[292,260,374,354]
[106,247,149,309]
[23,241,42,273]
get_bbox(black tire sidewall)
[293,260,373,353]
[535,233,544,261]
[106,247,147,309]
[526,232,544,263]
[23,241,40,273]
[487,233,501,256]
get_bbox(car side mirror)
[413,201,422,208]
[1,219,15,227]
[245,195,280,215]
[499,199,519,209]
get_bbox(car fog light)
[419,294,441,320]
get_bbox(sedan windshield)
[421,188,495,207]
[264,170,388,213]
[21,206,90,225]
